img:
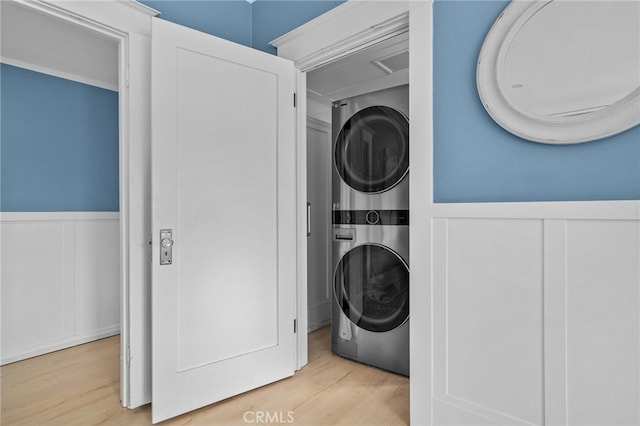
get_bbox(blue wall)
[10,2,630,213]
[2,1,341,213]
[141,0,344,55]
[1,64,119,212]
[140,0,253,48]
[433,0,640,202]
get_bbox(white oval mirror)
[477,0,640,144]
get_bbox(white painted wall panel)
[1,221,72,352]
[565,220,640,426]
[1,213,120,365]
[74,219,121,335]
[433,205,640,426]
[445,218,544,425]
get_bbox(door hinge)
[125,65,130,89]
[126,345,131,367]
[294,319,297,333]
[293,93,297,108]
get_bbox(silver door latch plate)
[160,229,174,265]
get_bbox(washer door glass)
[334,244,409,332]
[335,106,409,193]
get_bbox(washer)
[331,210,409,376]
[332,84,409,211]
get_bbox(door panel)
[151,18,296,423]
[306,119,331,331]
[174,47,279,371]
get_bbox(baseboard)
[1,326,121,365]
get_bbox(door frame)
[273,1,433,423]
[13,0,159,409]
[5,0,131,403]
[272,0,412,370]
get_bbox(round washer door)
[334,244,409,332]
[335,106,409,193]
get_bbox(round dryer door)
[334,244,409,332]
[335,106,409,193]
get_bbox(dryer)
[331,210,409,376]
[332,84,409,211]
[331,84,410,376]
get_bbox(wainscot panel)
[1,212,120,365]
[432,201,640,426]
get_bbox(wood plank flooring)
[1,327,409,425]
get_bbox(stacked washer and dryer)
[331,84,409,376]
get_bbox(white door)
[306,119,332,331]
[151,18,297,423]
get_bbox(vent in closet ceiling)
[372,50,409,74]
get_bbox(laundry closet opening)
[304,30,410,376]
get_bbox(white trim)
[409,3,433,425]
[293,23,408,72]
[117,29,132,409]
[272,1,412,72]
[0,211,119,221]
[1,326,121,366]
[543,219,567,425]
[0,57,119,92]
[124,31,153,409]
[20,0,132,38]
[432,200,640,220]
[43,0,158,35]
[295,70,309,371]
[121,0,160,17]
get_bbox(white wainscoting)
[1,212,120,365]
[431,201,640,426]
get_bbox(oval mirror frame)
[477,1,640,144]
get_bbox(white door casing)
[151,17,297,423]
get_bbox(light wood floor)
[1,327,409,425]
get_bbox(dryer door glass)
[335,106,409,193]
[334,244,409,332]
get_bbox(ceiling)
[307,31,409,104]
[1,1,119,91]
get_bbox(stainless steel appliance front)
[331,221,409,376]
[332,84,409,211]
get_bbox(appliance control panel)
[332,210,409,226]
